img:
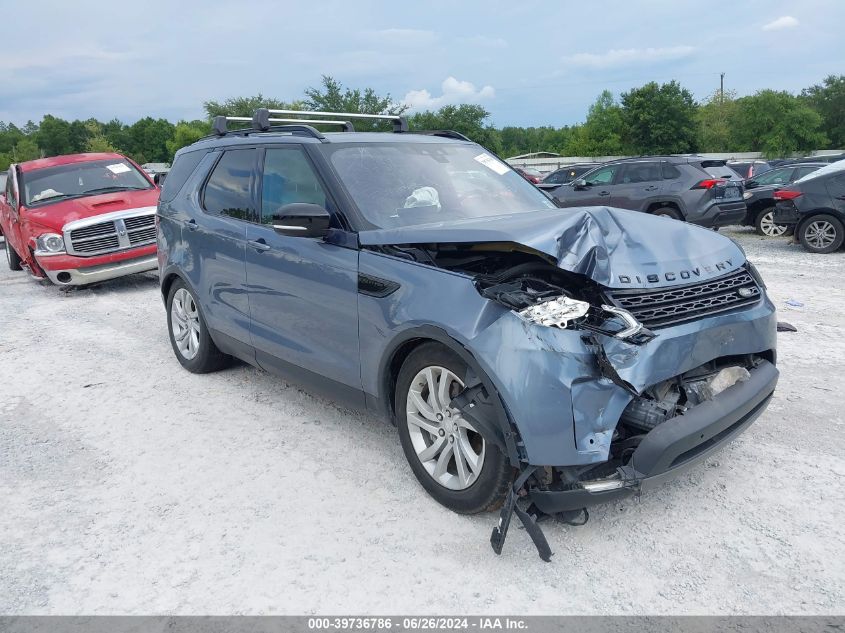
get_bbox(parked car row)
[2,110,783,561]
[545,156,747,228]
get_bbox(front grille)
[65,212,156,256]
[128,226,156,245]
[606,268,761,329]
[70,221,116,240]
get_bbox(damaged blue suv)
[157,109,779,561]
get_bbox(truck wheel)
[798,214,844,254]
[395,342,512,514]
[5,237,22,271]
[652,207,682,220]
[166,279,230,373]
[754,208,790,237]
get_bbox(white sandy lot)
[1,228,843,615]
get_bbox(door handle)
[598,190,611,197]
[186,219,198,231]
[248,238,271,252]
[644,185,659,191]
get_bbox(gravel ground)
[1,228,843,615]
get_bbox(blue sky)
[1,0,842,128]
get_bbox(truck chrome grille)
[606,268,761,329]
[65,210,156,257]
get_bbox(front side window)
[324,143,555,229]
[22,158,152,207]
[260,148,328,224]
[583,165,618,186]
[753,167,791,185]
[203,149,257,221]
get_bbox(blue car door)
[244,145,362,403]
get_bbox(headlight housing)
[35,233,65,255]
[518,296,590,328]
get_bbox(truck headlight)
[518,296,590,329]
[35,233,65,255]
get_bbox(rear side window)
[160,150,204,203]
[203,149,257,221]
[793,166,820,180]
[620,162,661,183]
[544,170,568,184]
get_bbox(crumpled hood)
[359,207,746,289]
[23,189,159,232]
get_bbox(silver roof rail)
[264,108,409,132]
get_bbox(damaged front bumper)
[529,358,778,514]
[492,358,778,561]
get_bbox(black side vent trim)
[358,274,400,298]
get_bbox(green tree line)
[1,74,843,172]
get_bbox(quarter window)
[260,148,328,224]
[203,149,257,221]
[662,163,682,180]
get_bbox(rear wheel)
[5,237,22,271]
[395,343,512,514]
[166,279,230,373]
[754,207,790,237]
[652,207,683,220]
[798,214,844,254]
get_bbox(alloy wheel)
[170,288,201,360]
[804,220,837,250]
[759,211,788,237]
[405,366,485,491]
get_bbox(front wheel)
[166,279,230,373]
[798,214,844,254]
[5,237,22,271]
[754,208,790,237]
[395,343,512,514]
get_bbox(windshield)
[22,158,152,207]
[324,143,556,229]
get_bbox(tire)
[652,207,683,221]
[166,279,230,373]
[754,207,791,237]
[797,214,844,254]
[395,342,512,514]
[5,237,22,271]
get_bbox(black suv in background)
[742,162,826,236]
[773,161,845,253]
[549,156,746,227]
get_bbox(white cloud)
[561,46,696,69]
[403,77,495,111]
[762,16,799,31]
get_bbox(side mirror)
[746,179,758,189]
[270,203,331,238]
[573,178,589,189]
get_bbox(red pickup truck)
[1,153,160,286]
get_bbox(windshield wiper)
[81,186,149,195]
